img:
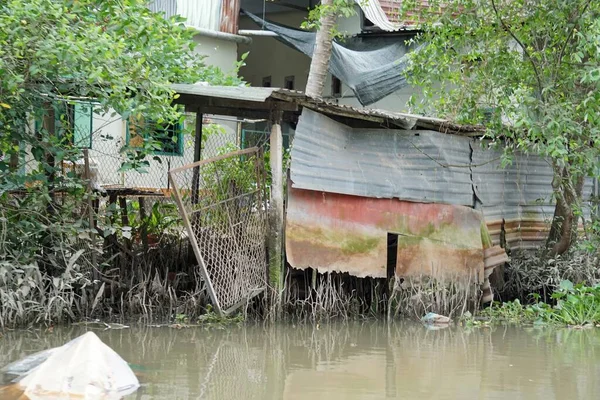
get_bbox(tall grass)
[500,249,600,303]
[388,274,480,320]
[0,258,91,328]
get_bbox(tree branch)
[555,0,593,74]
[490,0,544,102]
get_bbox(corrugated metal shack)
[171,84,589,302]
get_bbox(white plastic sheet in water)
[17,332,139,399]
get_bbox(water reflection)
[1,322,599,399]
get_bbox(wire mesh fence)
[169,147,269,315]
[8,103,273,315]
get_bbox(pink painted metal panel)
[286,188,489,281]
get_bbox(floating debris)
[421,312,452,327]
[1,332,139,399]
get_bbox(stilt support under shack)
[269,112,284,293]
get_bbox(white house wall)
[86,112,237,191]
[193,34,239,74]
[90,111,124,187]
[89,32,240,191]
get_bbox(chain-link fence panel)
[169,147,268,315]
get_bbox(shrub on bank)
[466,280,600,328]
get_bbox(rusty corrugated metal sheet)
[286,187,487,281]
[482,246,510,303]
[471,143,596,250]
[171,84,485,134]
[289,109,596,254]
[291,109,474,206]
[220,0,240,34]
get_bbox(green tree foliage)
[301,0,358,33]
[0,0,241,179]
[402,0,600,254]
[0,0,240,265]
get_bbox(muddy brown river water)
[1,322,599,399]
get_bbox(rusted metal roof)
[170,84,485,134]
[378,0,431,27]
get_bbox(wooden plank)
[83,149,98,281]
[184,106,274,120]
[169,147,259,174]
[268,113,284,294]
[191,112,203,204]
[299,103,385,124]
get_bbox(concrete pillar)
[269,114,284,292]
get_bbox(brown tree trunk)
[547,168,585,256]
[305,0,336,98]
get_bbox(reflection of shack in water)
[1,324,600,399]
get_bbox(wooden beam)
[175,94,299,112]
[299,103,385,124]
[184,106,274,120]
[189,111,203,264]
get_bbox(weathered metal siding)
[291,109,474,206]
[286,188,486,280]
[287,108,598,280]
[220,0,240,34]
[148,0,177,18]
[472,142,596,249]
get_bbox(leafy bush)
[0,0,244,326]
[465,280,600,328]
[545,280,600,326]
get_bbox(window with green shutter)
[72,103,93,148]
[35,102,93,149]
[126,117,184,156]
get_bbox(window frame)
[34,101,94,149]
[125,118,185,157]
[284,75,295,90]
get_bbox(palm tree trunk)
[305,0,336,98]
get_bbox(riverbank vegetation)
[465,280,600,328]
[0,0,243,328]
[3,0,600,329]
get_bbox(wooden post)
[138,196,148,253]
[269,111,284,292]
[83,149,98,281]
[189,111,203,264]
[191,111,203,204]
[42,103,56,212]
